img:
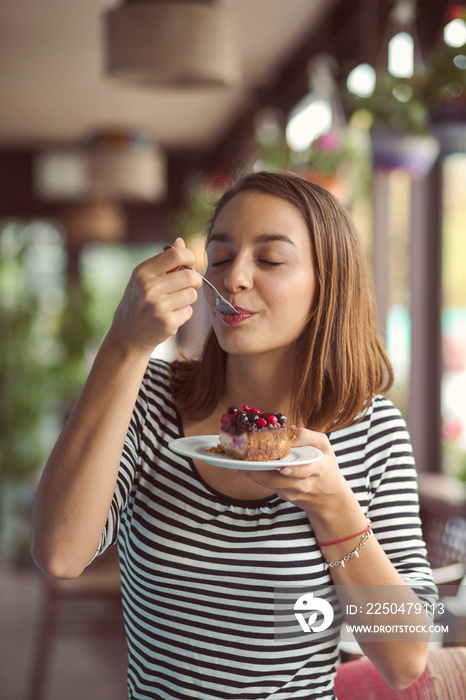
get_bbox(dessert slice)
[213,404,298,461]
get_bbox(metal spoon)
[164,245,240,315]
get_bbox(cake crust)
[211,404,298,461]
[219,425,298,461]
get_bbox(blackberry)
[235,412,249,425]
[227,406,238,414]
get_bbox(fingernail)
[280,467,293,476]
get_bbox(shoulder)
[331,394,407,444]
[330,396,416,504]
[136,358,182,434]
[143,358,173,391]
[330,394,413,472]
[363,394,409,436]
[138,358,176,411]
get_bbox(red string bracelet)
[317,519,372,547]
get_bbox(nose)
[223,255,253,293]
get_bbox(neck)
[222,348,294,415]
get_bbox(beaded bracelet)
[324,528,373,570]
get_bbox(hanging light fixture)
[286,55,346,154]
[34,129,167,203]
[103,0,241,87]
[381,0,424,78]
[444,4,466,47]
[86,129,167,202]
[346,1,421,101]
[63,194,127,246]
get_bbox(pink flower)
[448,5,466,21]
[315,130,344,152]
[442,420,463,440]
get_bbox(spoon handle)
[163,244,239,315]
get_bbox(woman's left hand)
[237,428,357,521]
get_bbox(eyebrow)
[207,232,297,247]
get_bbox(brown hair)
[170,170,393,432]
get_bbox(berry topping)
[236,412,249,426]
[221,404,289,435]
[220,415,230,427]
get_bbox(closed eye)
[209,259,232,268]
[210,259,283,268]
[259,260,283,267]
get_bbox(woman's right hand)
[109,237,203,356]
[32,236,202,578]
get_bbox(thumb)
[293,427,330,452]
[173,236,186,249]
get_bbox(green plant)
[347,73,429,134]
[0,227,51,483]
[0,223,101,483]
[344,38,466,135]
[0,222,112,565]
[423,42,466,106]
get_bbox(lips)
[221,306,255,325]
[230,306,253,315]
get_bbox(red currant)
[257,418,267,428]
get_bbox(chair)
[26,546,125,700]
[334,647,466,699]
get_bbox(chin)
[216,334,288,357]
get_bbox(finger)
[276,463,322,479]
[150,267,202,294]
[162,237,195,274]
[162,238,188,273]
[293,427,331,451]
[163,245,198,274]
[160,304,196,338]
[235,468,293,486]
[155,285,199,315]
[137,248,199,279]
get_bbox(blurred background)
[1,1,465,698]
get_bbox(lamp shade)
[87,129,166,201]
[104,0,241,87]
[63,195,126,245]
[35,130,166,202]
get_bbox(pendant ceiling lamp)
[35,129,166,202]
[104,0,241,87]
[286,55,346,154]
[380,0,424,78]
[64,195,126,246]
[87,129,167,201]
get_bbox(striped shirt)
[98,359,436,700]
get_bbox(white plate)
[168,435,323,471]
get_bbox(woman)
[32,171,437,700]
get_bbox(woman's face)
[205,190,317,358]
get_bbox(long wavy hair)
[170,170,393,432]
